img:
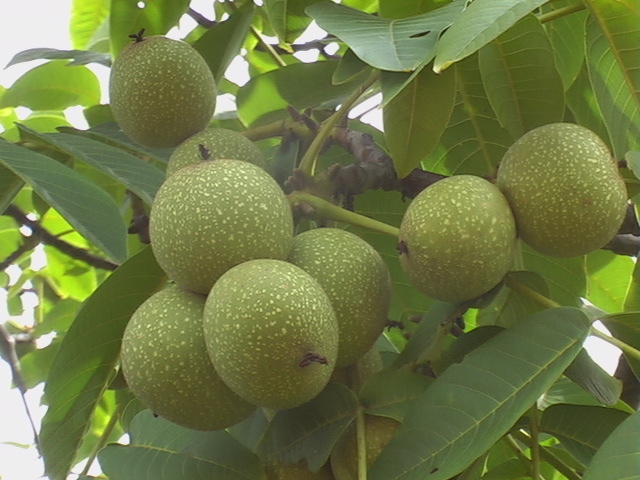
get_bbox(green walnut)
[203,259,339,410]
[288,228,391,367]
[497,123,627,257]
[330,415,400,480]
[120,285,255,430]
[398,175,516,303]
[109,33,216,148]
[166,127,265,177]
[149,159,294,294]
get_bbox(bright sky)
[0,2,623,480]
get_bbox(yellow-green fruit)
[288,228,391,368]
[120,285,255,430]
[265,461,335,480]
[398,175,516,302]
[149,159,294,294]
[109,35,216,148]
[496,123,627,257]
[330,415,400,480]
[166,128,265,177]
[203,259,339,410]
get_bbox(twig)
[537,2,586,24]
[5,205,119,271]
[0,324,41,452]
[0,233,40,271]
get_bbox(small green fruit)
[288,228,391,368]
[265,461,335,480]
[149,159,294,294]
[120,285,255,430]
[109,34,216,148]
[496,123,627,257]
[398,175,516,302]
[330,415,400,480]
[203,259,339,410]
[166,127,266,177]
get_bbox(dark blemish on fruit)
[397,240,409,255]
[298,352,328,367]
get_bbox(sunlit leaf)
[109,0,191,55]
[586,250,634,313]
[70,0,110,50]
[0,139,128,263]
[584,0,640,158]
[99,410,265,480]
[256,383,358,471]
[582,409,640,479]
[307,1,465,72]
[384,65,456,178]
[0,61,100,110]
[624,260,640,311]
[369,307,590,480]
[39,247,166,480]
[236,61,360,126]
[266,0,322,43]
[478,14,565,139]
[194,2,254,82]
[433,0,549,72]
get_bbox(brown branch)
[5,205,119,271]
[186,7,216,28]
[0,233,40,271]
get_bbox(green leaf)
[433,0,549,72]
[543,0,588,90]
[236,61,360,126]
[627,151,640,181]
[522,244,587,307]
[194,3,254,83]
[383,65,456,178]
[600,312,640,382]
[256,383,358,471]
[109,0,191,55]
[563,348,622,406]
[565,64,611,144]
[0,165,23,213]
[625,260,640,311]
[39,247,166,480]
[582,409,640,480]
[0,61,100,110]
[369,307,590,480]
[421,53,511,176]
[359,370,433,421]
[19,126,165,206]
[99,410,265,480]
[0,139,128,263]
[307,1,465,72]
[584,0,640,158]
[541,404,629,467]
[478,14,565,139]
[266,0,321,43]
[70,0,110,50]
[5,48,111,67]
[586,250,635,313]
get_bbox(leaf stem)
[591,327,640,362]
[513,430,581,480]
[537,2,585,24]
[298,71,380,176]
[355,407,368,480]
[504,274,561,309]
[79,400,123,477]
[288,191,400,238]
[529,406,542,480]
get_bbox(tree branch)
[5,205,119,271]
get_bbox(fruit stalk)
[288,191,400,238]
[356,406,368,480]
[590,328,640,362]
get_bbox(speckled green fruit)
[265,461,335,480]
[398,175,516,303]
[149,159,294,294]
[166,128,265,177]
[330,415,400,480]
[109,35,216,148]
[288,228,391,367]
[120,285,255,430]
[203,259,339,410]
[497,123,627,257]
